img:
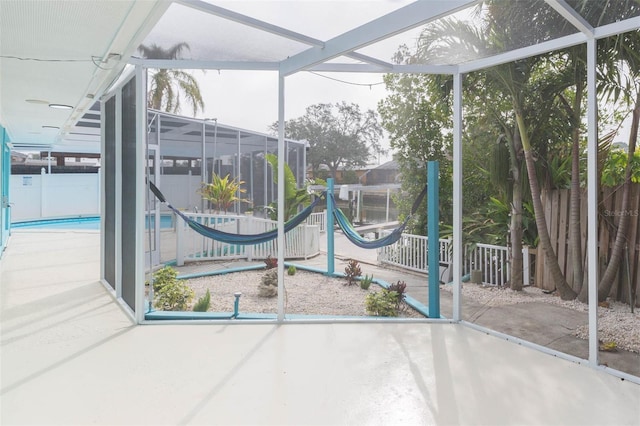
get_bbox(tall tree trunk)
[569,79,584,293]
[508,132,523,291]
[516,112,577,300]
[593,93,639,302]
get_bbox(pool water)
[12,215,175,230]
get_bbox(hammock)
[329,185,427,249]
[149,181,324,245]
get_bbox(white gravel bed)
[442,283,640,353]
[185,269,424,318]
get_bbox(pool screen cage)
[146,109,306,215]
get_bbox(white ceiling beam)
[130,58,280,71]
[308,62,457,75]
[279,0,478,76]
[594,16,640,39]
[176,0,324,47]
[544,0,594,35]
[458,32,587,74]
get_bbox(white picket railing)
[377,231,530,286]
[377,232,453,282]
[306,210,326,233]
[175,213,320,265]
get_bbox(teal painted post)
[327,178,335,275]
[427,161,440,318]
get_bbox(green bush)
[152,266,194,311]
[287,265,297,276]
[192,289,211,312]
[365,290,399,317]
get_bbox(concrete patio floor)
[1,230,639,425]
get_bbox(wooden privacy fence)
[537,184,640,306]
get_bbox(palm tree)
[416,6,578,298]
[138,42,204,116]
[581,30,640,302]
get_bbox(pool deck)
[2,230,639,425]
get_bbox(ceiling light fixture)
[48,103,73,110]
[25,99,50,105]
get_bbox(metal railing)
[175,213,320,265]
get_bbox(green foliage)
[379,71,455,235]
[359,274,373,290]
[264,255,277,270]
[192,289,211,312]
[365,290,399,317]
[287,265,297,276]
[274,102,384,180]
[152,266,194,311]
[344,260,362,286]
[199,173,248,213]
[264,153,312,221]
[601,148,640,186]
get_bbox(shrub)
[360,274,373,290]
[192,289,211,312]
[287,265,297,276]
[365,290,399,317]
[344,259,362,285]
[388,280,407,299]
[265,255,277,270]
[152,266,194,311]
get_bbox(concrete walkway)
[2,230,639,425]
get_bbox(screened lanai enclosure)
[2,0,640,390]
[146,110,306,215]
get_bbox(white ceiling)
[0,0,168,151]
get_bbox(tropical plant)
[199,173,248,213]
[138,42,204,116]
[585,29,640,303]
[388,280,408,309]
[344,259,362,286]
[193,289,211,312]
[152,266,194,311]
[287,265,297,276]
[359,274,373,290]
[264,153,320,221]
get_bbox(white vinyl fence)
[10,169,100,222]
[377,231,531,287]
[305,210,326,232]
[176,212,320,265]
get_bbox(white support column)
[277,74,285,321]
[586,38,599,366]
[135,65,147,324]
[40,167,46,218]
[452,71,463,321]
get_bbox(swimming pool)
[12,215,175,230]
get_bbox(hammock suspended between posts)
[149,181,324,245]
[329,185,427,249]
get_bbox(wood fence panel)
[537,184,639,305]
